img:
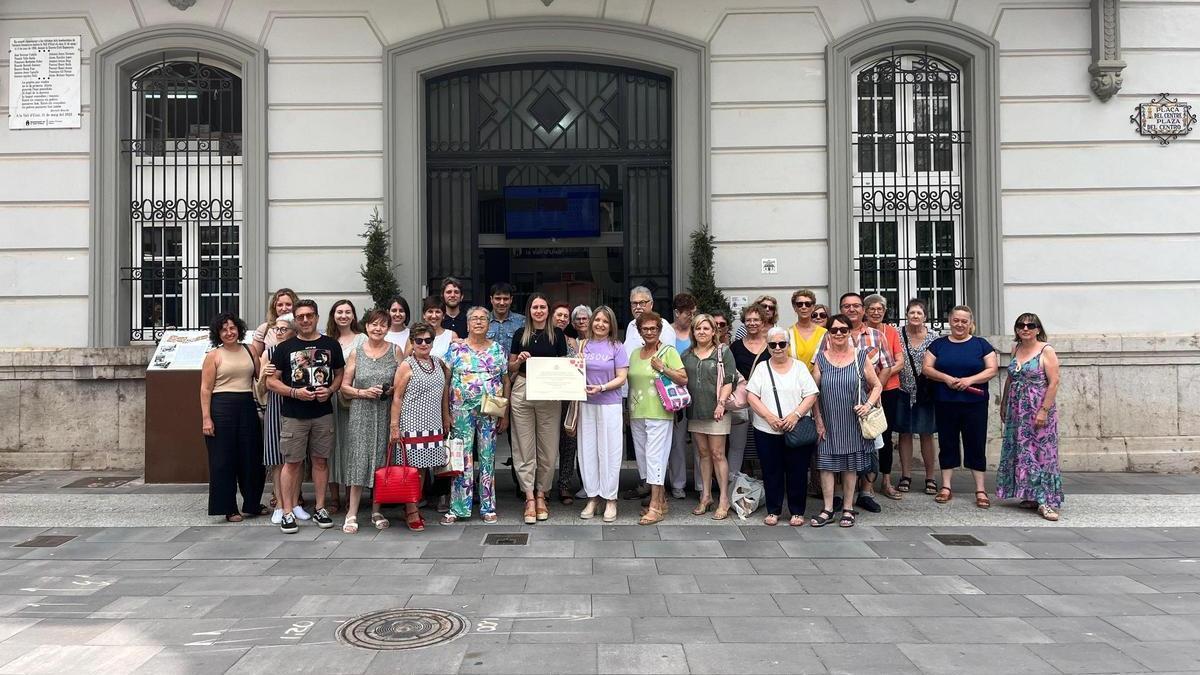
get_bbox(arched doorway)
[424,62,672,318]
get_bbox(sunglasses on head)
[793,300,813,307]
[412,336,434,345]
[1017,322,1039,330]
[828,326,851,334]
[767,341,788,350]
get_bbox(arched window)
[125,59,243,341]
[826,19,1001,333]
[852,52,967,327]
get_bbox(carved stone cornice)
[1090,0,1125,102]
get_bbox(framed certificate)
[524,356,586,401]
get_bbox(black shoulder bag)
[766,361,817,448]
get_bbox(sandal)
[327,494,341,515]
[523,499,537,525]
[789,515,806,527]
[763,514,779,526]
[559,491,574,506]
[225,514,244,523]
[638,505,665,526]
[934,487,953,504]
[269,496,278,509]
[440,513,458,526]
[810,509,835,527]
[924,479,938,495]
[692,499,713,516]
[974,491,991,509]
[482,513,498,524]
[535,495,550,521]
[371,512,390,530]
[342,516,358,534]
[712,504,730,521]
[242,504,270,517]
[1038,504,1060,522]
[882,485,903,501]
[405,510,425,532]
[897,476,912,493]
[838,509,857,528]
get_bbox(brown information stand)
[144,369,208,483]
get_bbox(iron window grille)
[120,57,243,343]
[852,52,972,329]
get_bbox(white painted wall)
[1,0,1198,347]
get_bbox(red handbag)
[373,441,423,505]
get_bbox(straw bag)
[852,349,888,440]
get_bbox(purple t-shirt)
[583,339,629,406]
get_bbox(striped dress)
[814,348,874,472]
[262,345,283,466]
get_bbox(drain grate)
[63,476,136,489]
[14,535,76,548]
[930,533,986,547]
[483,532,529,546]
[337,608,470,650]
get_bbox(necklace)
[415,356,436,374]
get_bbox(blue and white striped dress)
[815,348,874,472]
[262,345,284,466]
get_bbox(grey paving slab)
[166,560,278,576]
[173,541,282,560]
[970,558,1079,575]
[903,559,987,576]
[633,541,726,558]
[596,643,689,675]
[331,559,433,576]
[791,574,876,595]
[1026,593,1164,617]
[416,541,489,558]
[961,575,1054,595]
[926,541,1032,559]
[738,525,804,541]
[844,594,974,617]
[457,643,597,674]
[591,594,670,617]
[1033,574,1158,594]
[628,575,699,594]
[266,541,342,559]
[13,594,115,619]
[908,616,1053,644]
[897,644,1059,675]
[797,524,887,542]
[814,643,921,674]
[166,575,290,596]
[86,617,237,646]
[829,616,928,644]
[1138,592,1200,614]
[709,615,841,643]
[0,528,50,544]
[1127,575,1200,593]
[682,643,824,674]
[363,639,472,675]
[653,558,755,575]
[602,525,661,541]
[0,645,35,670]
[663,593,782,617]
[131,646,250,675]
[0,618,39,642]
[1075,528,1174,543]
[524,574,629,594]
[83,527,190,543]
[0,644,163,674]
[718,540,787,557]
[779,540,880,558]
[573,540,635,558]
[1074,542,1179,559]
[426,559,497,576]
[864,540,954,559]
[1027,642,1151,674]
[1116,641,1200,672]
[0,618,116,645]
[1104,615,1200,642]
[225,642,377,675]
[454,574,527,594]
[657,525,746,541]
[1023,616,1139,644]
[747,558,821,575]
[631,616,717,643]
[865,574,983,595]
[202,593,310,619]
[493,557,591,576]
[507,616,632,643]
[771,594,862,617]
[255,576,359,597]
[952,593,1055,618]
[482,540,575,558]
[345,575,459,595]
[813,558,921,576]
[283,594,411,617]
[327,540,428,559]
[693,574,804,594]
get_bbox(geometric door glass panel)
[121,58,243,343]
[851,52,970,327]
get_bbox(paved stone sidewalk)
[0,471,1198,673]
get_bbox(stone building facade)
[0,0,1197,472]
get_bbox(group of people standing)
[198,279,1064,534]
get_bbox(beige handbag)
[480,392,509,417]
[852,347,888,440]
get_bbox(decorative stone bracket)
[168,0,197,10]
[1090,0,1125,102]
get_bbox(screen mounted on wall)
[504,185,601,239]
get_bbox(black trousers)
[205,392,266,516]
[754,428,812,517]
[878,388,902,476]
[934,400,989,472]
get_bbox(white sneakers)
[271,508,284,524]
[292,505,311,520]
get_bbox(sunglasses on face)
[767,341,788,350]
[1017,322,1039,330]
[793,300,813,307]
[812,313,828,320]
[412,337,434,345]
[714,322,727,328]
[762,304,776,311]
[829,326,851,334]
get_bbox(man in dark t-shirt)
[441,277,468,339]
[267,299,345,534]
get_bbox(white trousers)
[578,403,623,500]
[631,418,673,486]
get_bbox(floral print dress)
[444,339,508,517]
[996,346,1063,508]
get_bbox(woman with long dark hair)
[326,299,364,514]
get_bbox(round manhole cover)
[336,608,470,650]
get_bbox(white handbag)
[852,348,888,440]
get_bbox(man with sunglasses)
[266,299,346,534]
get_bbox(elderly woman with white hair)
[553,302,592,504]
[746,326,820,525]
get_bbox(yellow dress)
[789,324,827,369]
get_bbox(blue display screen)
[504,185,601,239]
